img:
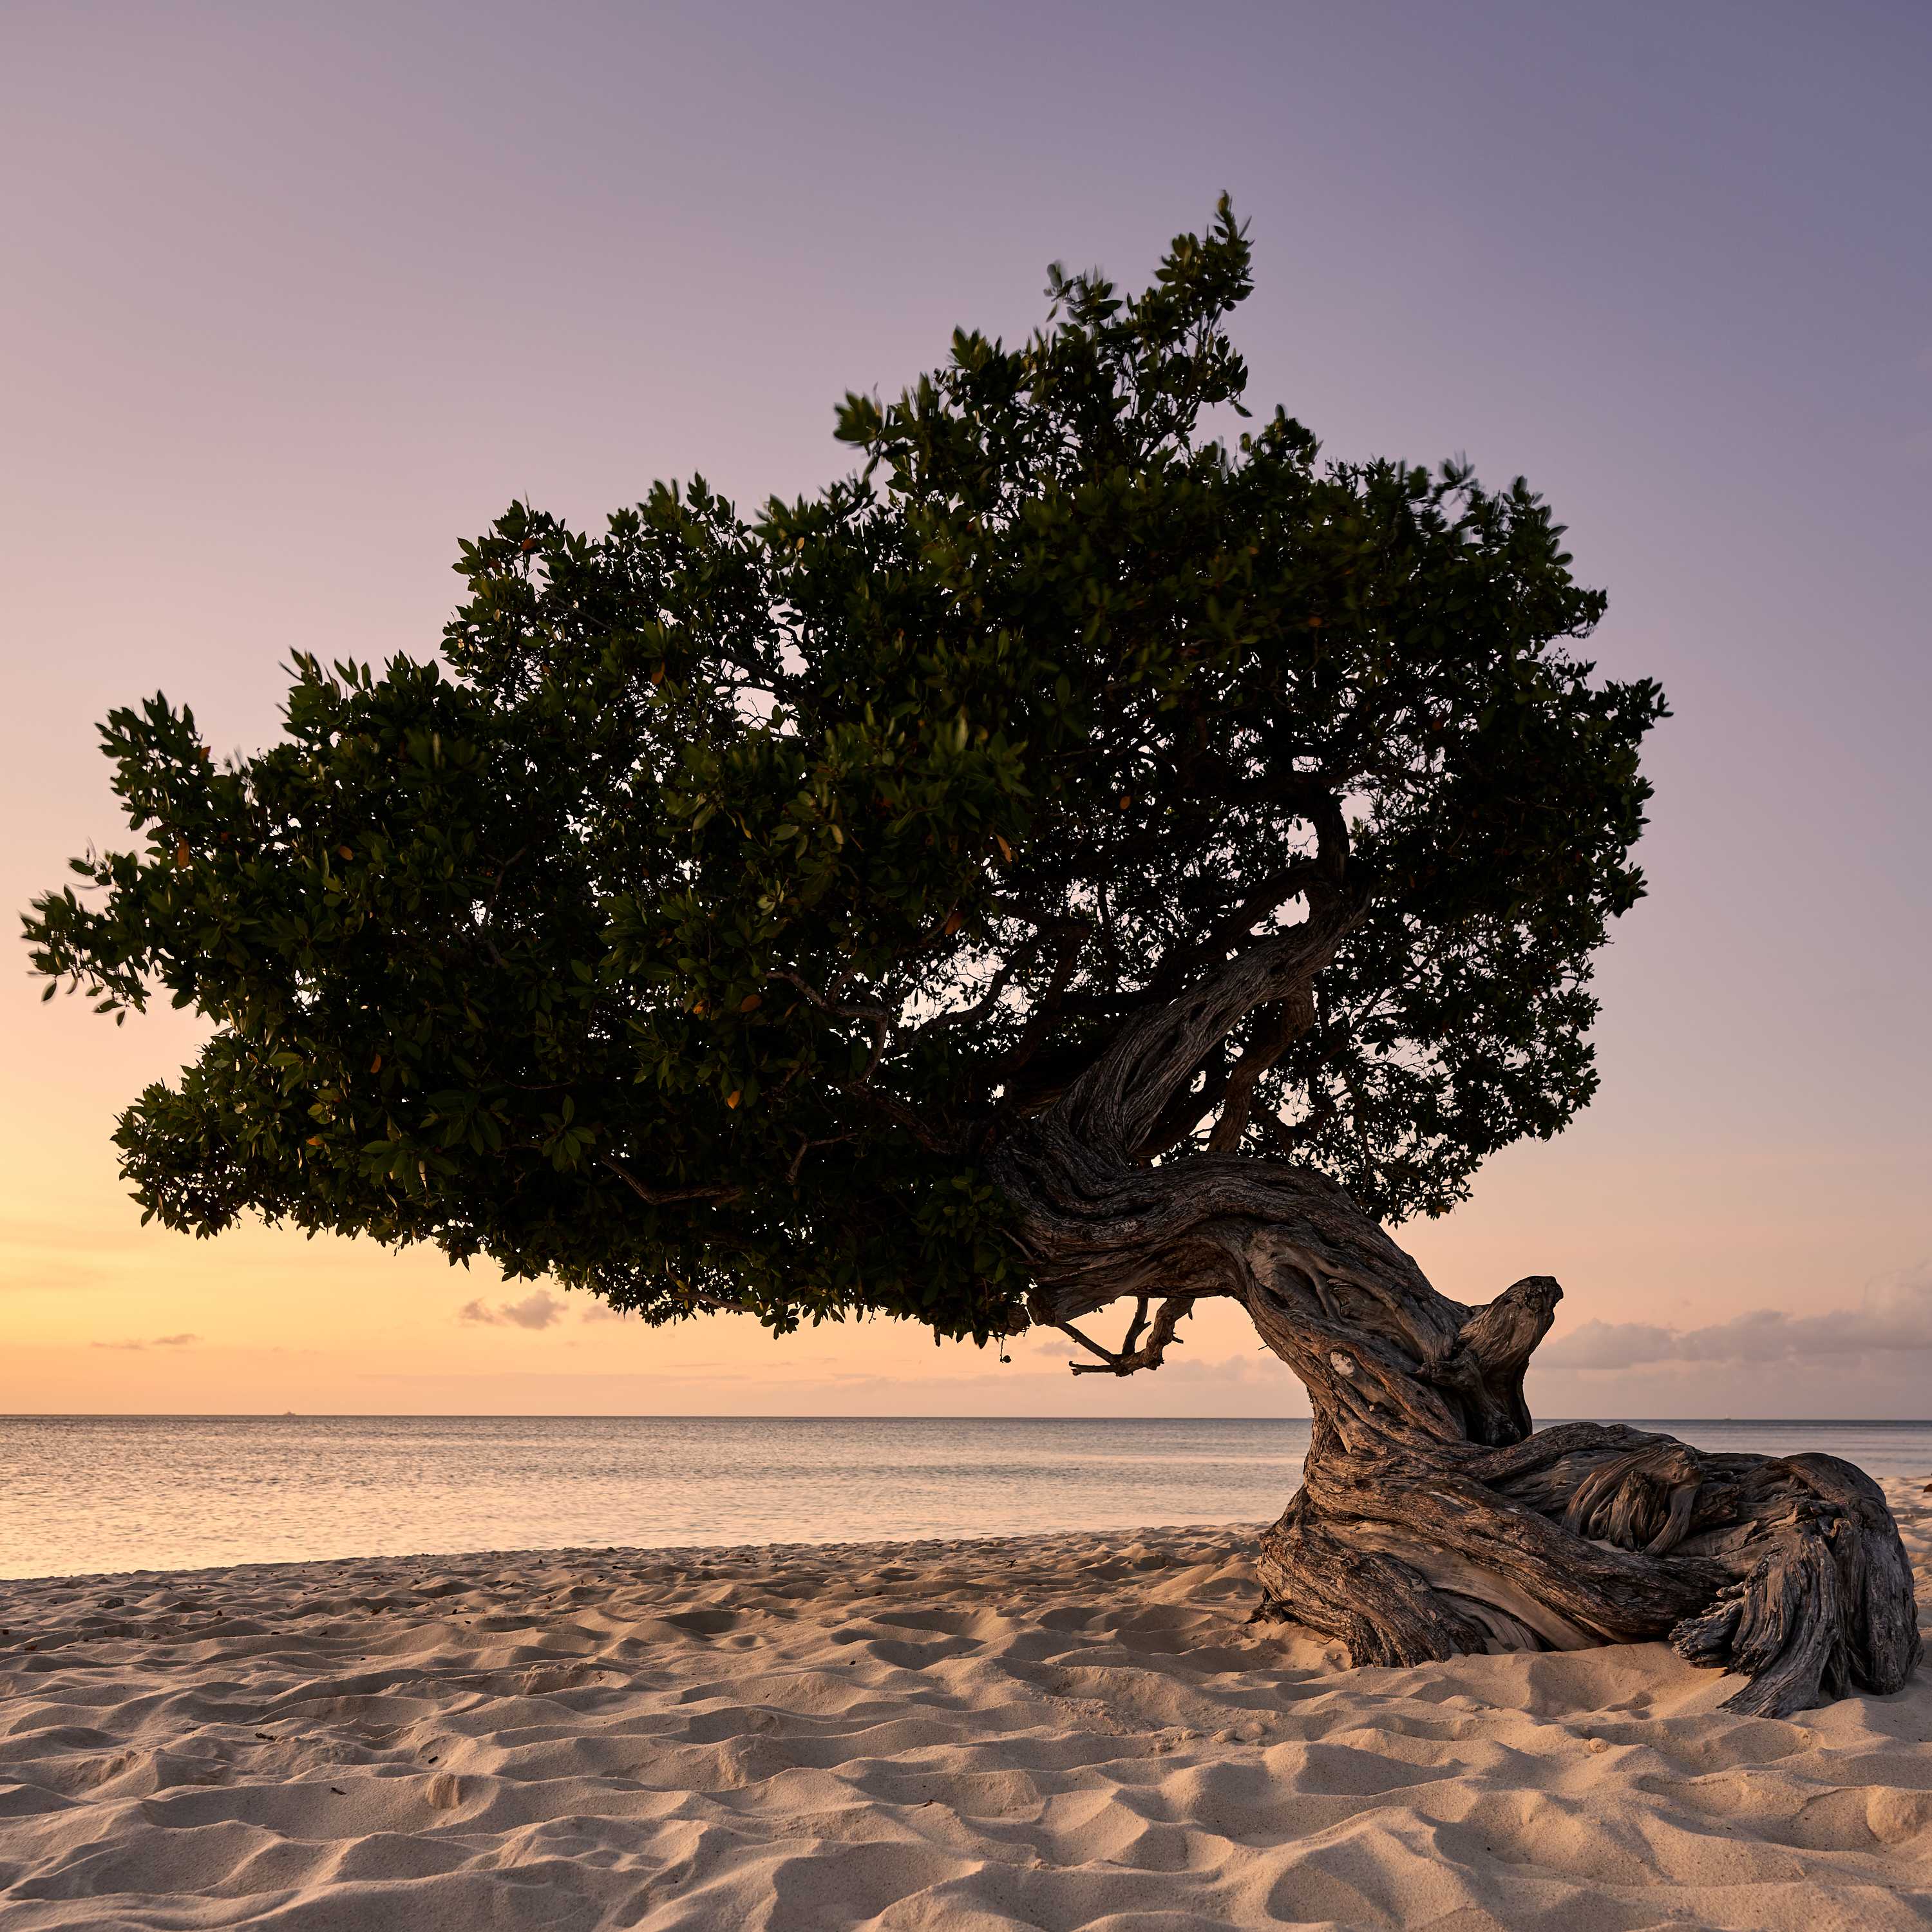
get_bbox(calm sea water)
[2,1416,1927,1582]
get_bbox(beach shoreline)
[3,1484,1929,1929]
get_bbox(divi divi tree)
[29,203,1917,1716]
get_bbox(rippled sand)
[2,1482,1928,1929]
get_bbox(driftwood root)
[1256,1431,1920,1719]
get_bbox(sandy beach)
[2,1481,1927,1931]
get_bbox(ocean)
[3,1415,1928,1581]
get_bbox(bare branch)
[826,1075,956,1154]
[786,1130,857,1185]
[601,1154,744,1207]
[774,970,893,1026]
[1058,1318,1124,1365]
[908,943,1034,1042]
[775,968,900,1088]
[1059,1294,1197,1376]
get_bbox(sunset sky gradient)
[5,0,1928,1416]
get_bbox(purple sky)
[5,1,1929,1416]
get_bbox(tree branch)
[1141,857,1328,1006]
[1059,1294,1197,1375]
[1134,1037,1235,1160]
[601,1154,744,1207]
[785,1131,857,1184]
[826,1075,957,1154]
[1056,889,1364,1159]
[1263,1076,1339,1157]
[908,945,1033,1041]
[1207,987,1314,1153]
[989,915,1094,1097]
[1034,776,1358,1159]
[774,969,893,1027]
[776,969,900,1094]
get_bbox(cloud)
[90,1332,200,1352]
[1542,1268,1932,1372]
[500,1291,566,1331]
[580,1302,632,1323]
[459,1289,568,1331]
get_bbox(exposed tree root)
[996,1121,1922,1720]
[1257,1425,1920,1717]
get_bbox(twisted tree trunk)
[989,904,1922,1719]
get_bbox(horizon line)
[5,1413,1931,1426]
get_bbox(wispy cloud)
[1542,1268,1932,1372]
[91,1332,200,1352]
[459,1289,568,1331]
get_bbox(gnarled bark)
[983,847,1919,1719]
[991,1121,1922,1719]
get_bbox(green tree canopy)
[26,199,1664,1345]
